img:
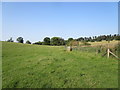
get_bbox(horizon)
[2,33,119,43]
[2,2,118,42]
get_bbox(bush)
[69,40,79,46]
[33,41,43,45]
[114,42,120,56]
[26,40,31,44]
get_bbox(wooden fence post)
[107,48,110,58]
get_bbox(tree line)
[7,34,120,46]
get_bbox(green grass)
[2,41,118,88]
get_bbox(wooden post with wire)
[107,48,110,58]
[107,40,110,58]
[106,40,119,59]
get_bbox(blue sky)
[2,2,118,42]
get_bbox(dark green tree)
[26,40,31,44]
[16,37,24,43]
[77,37,84,41]
[51,37,64,46]
[43,37,50,45]
[115,35,120,40]
[51,37,59,46]
[7,37,14,42]
[59,38,65,45]
[33,41,43,45]
[68,38,73,42]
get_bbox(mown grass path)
[2,42,118,88]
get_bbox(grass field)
[2,41,118,88]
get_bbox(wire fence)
[71,45,119,59]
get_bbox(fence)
[72,45,119,59]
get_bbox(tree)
[50,37,65,46]
[17,37,24,43]
[59,38,65,45]
[43,37,50,45]
[51,37,60,46]
[7,37,14,42]
[68,38,73,42]
[33,41,43,45]
[115,35,120,40]
[64,40,68,45]
[77,37,84,41]
[26,40,31,44]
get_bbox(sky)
[2,2,118,43]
